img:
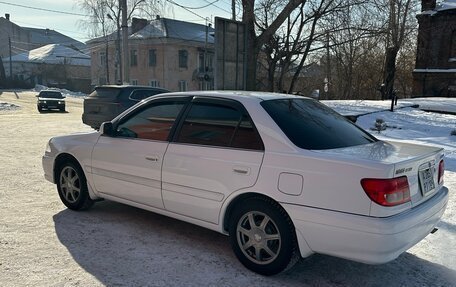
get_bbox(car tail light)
[438,159,444,185]
[361,176,410,206]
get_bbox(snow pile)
[323,100,414,116]
[3,44,90,66]
[0,102,20,111]
[33,85,87,98]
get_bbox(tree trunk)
[383,46,399,100]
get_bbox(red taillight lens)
[438,159,444,185]
[361,176,410,206]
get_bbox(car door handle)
[145,156,159,162]
[233,166,250,175]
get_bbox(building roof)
[22,27,87,52]
[130,18,214,43]
[87,18,214,45]
[2,44,90,66]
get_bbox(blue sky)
[0,0,235,43]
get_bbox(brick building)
[412,0,456,97]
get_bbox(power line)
[0,1,87,17]
[173,0,220,10]
[201,0,231,14]
[165,0,213,23]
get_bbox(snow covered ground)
[0,90,455,286]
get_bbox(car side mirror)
[62,95,66,99]
[100,122,115,137]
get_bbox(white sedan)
[42,91,448,275]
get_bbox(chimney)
[131,18,148,34]
[421,0,436,12]
[5,13,10,21]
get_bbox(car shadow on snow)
[53,201,456,286]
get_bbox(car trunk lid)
[313,140,444,214]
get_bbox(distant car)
[82,85,169,129]
[42,91,448,275]
[36,90,66,112]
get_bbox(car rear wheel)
[229,197,299,275]
[57,162,93,210]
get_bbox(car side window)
[176,101,264,150]
[116,100,186,141]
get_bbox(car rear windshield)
[39,91,63,98]
[261,98,377,150]
[91,88,121,99]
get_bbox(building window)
[149,49,157,67]
[150,80,160,87]
[130,49,138,66]
[131,79,138,85]
[198,52,214,73]
[179,80,188,92]
[178,50,188,68]
[100,51,106,67]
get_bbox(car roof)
[95,85,169,91]
[156,90,310,104]
[39,90,62,93]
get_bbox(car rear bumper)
[283,186,449,264]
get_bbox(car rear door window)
[116,100,186,141]
[176,101,264,150]
[261,98,377,150]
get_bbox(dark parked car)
[36,90,66,112]
[82,85,169,129]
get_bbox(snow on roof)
[130,18,214,43]
[2,44,90,66]
[22,27,87,52]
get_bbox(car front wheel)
[229,197,299,275]
[57,162,93,210]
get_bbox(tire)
[228,197,299,275]
[60,106,65,112]
[37,106,43,113]
[56,161,94,210]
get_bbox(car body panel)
[42,91,449,267]
[91,136,167,209]
[162,143,264,224]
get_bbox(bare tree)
[380,0,417,100]
[77,0,166,83]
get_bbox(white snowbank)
[0,102,20,111]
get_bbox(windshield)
[39,91,63,99]
[261,98,377,150]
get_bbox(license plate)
[419,166,435,195]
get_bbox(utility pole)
[8,36,12,79]
[204,18,208,90]
[121,0,129,84]
[232,0,236,20]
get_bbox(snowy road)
[0,90,455,286]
